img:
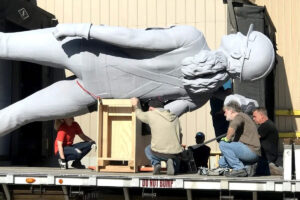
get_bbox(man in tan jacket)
[131,98,183,175]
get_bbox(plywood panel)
[47,0,55,16]
[109,0,119,26]
[72,0,82,23]
[186,0,195,25]
[205,0,215,49]
[119,0,128,26]
[256,0,300,133]
[175,0,185,24]
[137,0,147,27]
[147,0,157,27]
[166,0,176,25]
[110,116,133,159]
[128,0,138,27]
[91,0,100,24]
[82,0,91,23]
[100,0,110,24]
[54,0,63,22]
[186,111,197,146]
[157,0,167,26]
[37,0,47,10]
[63,0,73,23]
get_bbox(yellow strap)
[275,110,300,116]
[279,132,300,138]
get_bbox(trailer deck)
[0,166,298,191]
[0,166,299,200]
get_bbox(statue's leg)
[0,28,83,78]
[0,79,96,136]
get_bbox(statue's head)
[220,24,275,81]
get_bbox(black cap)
[148,99,164,108]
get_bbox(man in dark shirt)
[253,107,282,175]
[190,132,211,168]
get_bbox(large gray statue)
[0,24,274,136]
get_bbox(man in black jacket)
[253,107,282,175]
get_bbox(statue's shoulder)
[171,25,202,32]
[171,25,205,45]
[172,25,204,38]
[145,25,203,35]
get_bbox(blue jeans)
[218,141,259,170]
[58,141,92,162]
[145,145,180,172]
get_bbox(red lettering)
[154,180,157,187]
[142,180,148,187]
[158,180,174,188]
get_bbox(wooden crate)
[96,99,151,172]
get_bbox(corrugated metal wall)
[255,0,300,135]
[36,0,227,162]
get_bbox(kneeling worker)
[131,98,183,175]
[189,132,211,168]
[218,101,261,177]
[252,107,282,175]
[54,117,96,169]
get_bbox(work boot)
[269,162,283,176]
[225,169,247,177]
[245,163,257,177]
[58,158,68,170]
[153,164,161,175]
[71,160,86,169]
[207,167,230,176]
[167,159,175,175]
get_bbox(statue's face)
[219,32,246,56]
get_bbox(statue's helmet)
[239,24,275,81]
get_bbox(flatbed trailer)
[0,167,299,200]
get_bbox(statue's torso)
[78,26,210,100]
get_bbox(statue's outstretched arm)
[164,100,192,117]
[53,24,200,51]
[164,99,207,117]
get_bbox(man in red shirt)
[54,117,95,169]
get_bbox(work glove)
[220,137,230,143]
[53,23,92,40]
[58,158,67,170]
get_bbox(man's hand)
[131,97,139,107]
[58,158,67,169]
[220,137,230,143]
[53,23,91,40]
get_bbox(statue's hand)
[53,23,92,40]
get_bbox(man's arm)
[57,141,65,159]
[225,127,236,141]
[131,97,149,124]
[78,133,94,143]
